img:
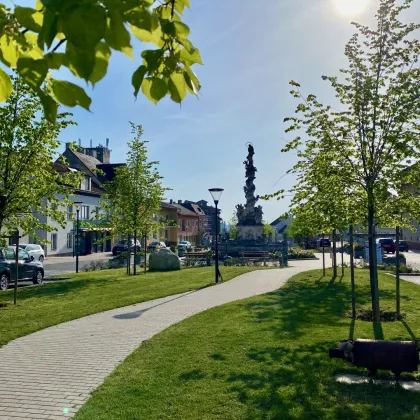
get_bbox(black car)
[318,238,331,248]
[399,241,409,252]
[112,240,141,256]
[0,247,44,291]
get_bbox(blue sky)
[18,0,420,222]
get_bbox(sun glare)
[332,0,370,17]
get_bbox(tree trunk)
[396,225,400,318]
[367,198,380,322]
[322,234,325,276]
[332,229,337,277]
[133,230,137,276]
[349,224,356,318]
[341,233,344,277]
[127,233,131,276]
[144,235,147,274]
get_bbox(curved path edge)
[0,259,322,420]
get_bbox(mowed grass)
[0,266,263,346]
[76,269,420,420]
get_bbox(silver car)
[19,244,45,263]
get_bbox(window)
[166,215,169,221]
[165,230,169,240]
[67,233,73,249]
[51,233,57,251]
[67,205,73,220]
[81,206,90,220]
[80,176,91,191]
[5,248,15,259]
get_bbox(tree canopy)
[0,0,202,121]
[278,0,420,321]
[102,122,166,242]
[0,75,81,241]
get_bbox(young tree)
[262,222,275,243]
[103,123,166,275]
[228,211,239,240]
[0,75,80,241]
[282,0,420,322]
[0,1,202,120]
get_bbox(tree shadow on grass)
[227,342,420,420]
[243,274,396,340]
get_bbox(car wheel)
[33,269,44,285]
[0,273,9,291]
[39,255,44,263]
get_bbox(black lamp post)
[209,188,224,284]
[73,201,83,273]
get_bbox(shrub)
[170,245,177,253]
[288,248,315,259]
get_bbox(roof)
[71,150,102,170]
[172,203,199,217]
[161,202,180,210]
[96,163,125,183]
[178,202,206,216]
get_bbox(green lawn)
[76,269,420,420]
[0,266,262,346]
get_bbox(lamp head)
[208,188,224,205]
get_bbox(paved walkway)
[0,260,322,420]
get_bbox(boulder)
[149,249,181,271]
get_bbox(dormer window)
[80,176,91,191]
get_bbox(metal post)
[332,229,337,277]
[322,234,325,276]
[396,225,400,318]
[215,203,219,283]
[349,224,356,318]
[14,231,19,305]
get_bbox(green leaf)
[14,6,43,33]
[174,0,191,15]
[125,7,156,32]
[183,70,198,95]
[168,72,186,103]
[141,77,167,104]
[65,42,95,80]
[17,58,48,89]
[132,65,147,98]
[37,8,58,49]
[105,9,132,57]
[48,80,92,110]
[0,67,12,102]
[180,46,203,66]
[173,21,190,39]
[38,90,58,122]
[61,4,107,49]
[185,66,201,91]
[130,24,164,47]
[90,42,112,86]
[0,35,19,67]
[45,52,68,70]
[141,49,164,71]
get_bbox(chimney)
[65,142,72,150]
[169,199,173,204]
[178,200,182,204]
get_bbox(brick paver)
[0,260,322,419]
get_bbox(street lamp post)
[209,188,224,284]
[73,201,83,273]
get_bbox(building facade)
[20,142,123,256]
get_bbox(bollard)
[329,339,420,378]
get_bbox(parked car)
[0,248,44,291]
[112,240,141,256]
[399,240,409,252]
[18,244,45,263]
[377,238,396,254]
[178,240,192,249]
[147,241,167,251]
[318,238,331,248]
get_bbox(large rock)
[149,249,181,272]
